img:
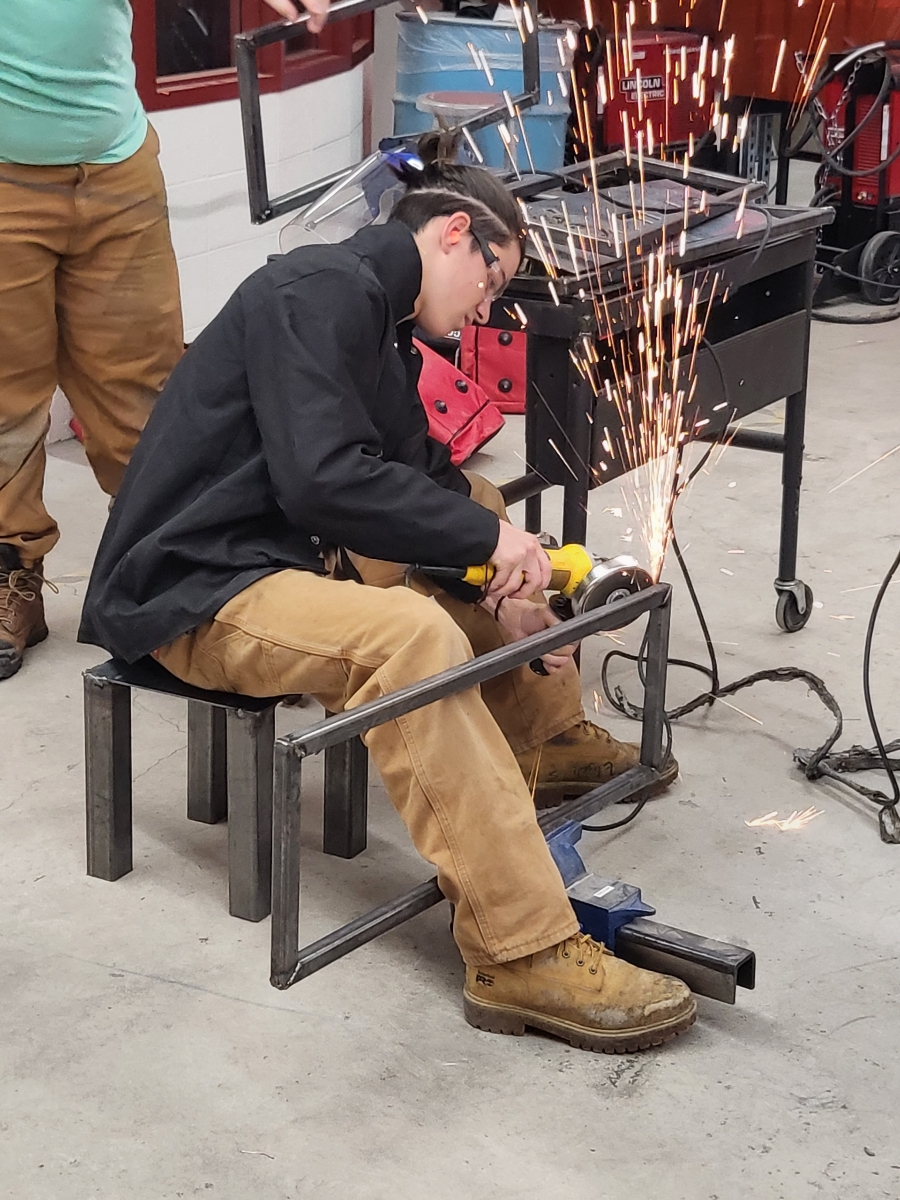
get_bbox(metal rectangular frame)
[269,582,672,989]
[236,0,541,224]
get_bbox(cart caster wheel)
[775,584,814,633]
[859,231,900,305]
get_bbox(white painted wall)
[153,63,366,341]
[372,3,402,146]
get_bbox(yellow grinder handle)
[462,544,593,596]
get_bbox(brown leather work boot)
[516,719,678,809]
[0,545,48,680]
[464,933,696,1053]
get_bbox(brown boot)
[516,720,678,809]
[464,933,696,1053]
[0,546,48,680]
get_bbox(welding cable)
[786,544,900,842]
[581,796,650,832]
[860,547,900,805]
[597,527,900,840]
[816,260,890,287]
[811,248,900,326]
[598,534,844,752]
[810,185,839,208]
[745,204,775,275]
[581,688,674,833]
[812,298,900,325]
[827,543,900,804]
[781,44,900,180]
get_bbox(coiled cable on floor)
[597,525,900,842]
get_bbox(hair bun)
[416,129,462,169]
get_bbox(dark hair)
[389,130,525,251]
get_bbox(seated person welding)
[79,134,691,1053]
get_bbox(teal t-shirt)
[0,0,147,165]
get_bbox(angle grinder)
[419,544,653,613]
[416,544,653,672]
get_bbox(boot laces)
[0,568,54,632]
[575,720,614,744]
[557,932,608,974]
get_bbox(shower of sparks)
[718,697,763,724]
[787,0,835,128]
[526,745,543,801]
[461,125,484,164]
[746,808,824,832]
[771,38,787,93]
[540,147,731,577]
[506,4,794,582]
[829,443,900,493]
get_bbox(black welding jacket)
[78,222,500,663]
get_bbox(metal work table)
[235,0,832,630]
[492,155,834,632]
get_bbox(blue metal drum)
[393,11,576,171]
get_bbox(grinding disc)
[571,555,654,615]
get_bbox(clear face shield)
[279,146,424,253]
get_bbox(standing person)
[79,137,690,1052]
[0,0,326,680]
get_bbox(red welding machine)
[809,46,900,306]
[817,54,900,220]
[574,29,709,156]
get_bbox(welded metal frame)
[268,583,672,990]
[235,0,541,224]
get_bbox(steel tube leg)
[777,387,807,584]
[774,147,790,206]
[639,598,672,770]
[271,742,303,988]
[225,707,275,922]
[562,370,593,546]
[525,492,542,534]
[323,732,368,858]
[187,702,227,824]
[524,332,542,534]
[84,674,133,881]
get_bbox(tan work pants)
[0,126,183,564]
[157,476,583,965]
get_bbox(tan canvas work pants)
[157,476,583,965]
[0,126,183,565]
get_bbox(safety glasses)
[469,228,508,301]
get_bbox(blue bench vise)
[546,820,757,1003]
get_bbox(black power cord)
[596,519,900,843]
[585,242,898,841]
[805,545,900,843]
[781,43,900,181]
[812,298,900,326]
[582,655,675,834]
[813,257,900,325]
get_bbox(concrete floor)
[2,303,900,1198]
